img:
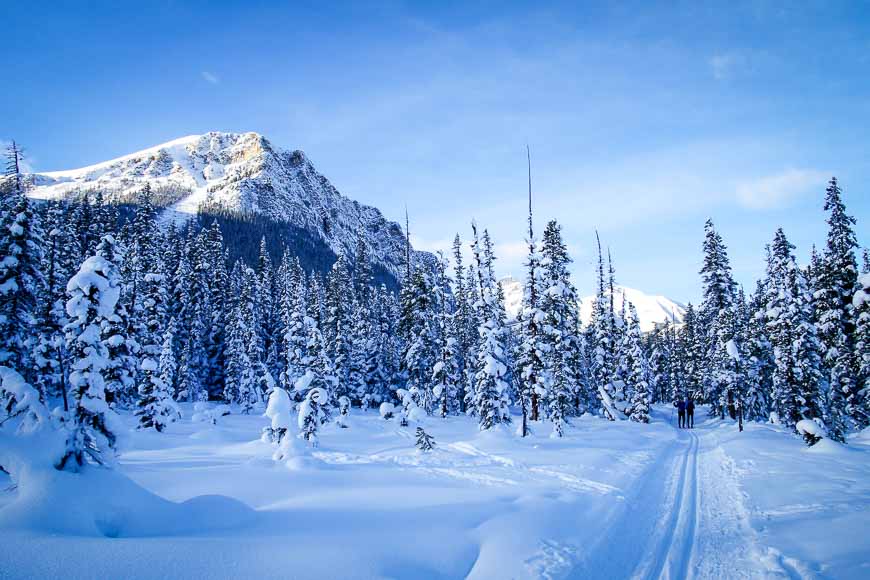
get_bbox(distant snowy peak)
[499,276,685,332]
[25,132,424,281]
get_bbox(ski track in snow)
[570,416,806,580]
[3,406,861,579]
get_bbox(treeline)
[1,138,868,472]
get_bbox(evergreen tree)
[159,316,178,397]
[398,267,437,413]
[33,202,74,404]
[539,220,582,435]
[95,236,138,405]
[57,246,121,470]
[698,219,737,417]
[813,178,864,428]
[451,234,475,413]
[744,281,773,421]
[431,254,460,418]
[767,229,825,432]
[624,303,651,423]
[853,272,870,423]
[516,198,547,433]
[298,387,328,446]
[415,426,436,451]
[0,190,44,383]
[589,235,620,419]
[468,224,511,429]
[135,266,178,431]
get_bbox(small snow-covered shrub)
[0,366,49,434]
[796,418,827,446]
[379,402,395,420]
[415,427,435,452]
[298,387,328,447]
[262,387,292,443]
[336,395,350,428]
[192,403,231,425]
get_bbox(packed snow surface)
[1,406,868,579]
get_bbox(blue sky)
[3,1,869,301]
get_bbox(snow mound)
[0,465,255,537]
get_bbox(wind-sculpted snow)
[25,132,428,281]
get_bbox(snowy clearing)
[1,405,867,579]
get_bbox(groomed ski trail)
[571,410,798,580]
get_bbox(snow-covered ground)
[1,406,868,579]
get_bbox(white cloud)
[201,71,220,85]
[735,168,828,209]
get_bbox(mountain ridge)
[24,131,427,283]
[499,276,686,332]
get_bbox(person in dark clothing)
[686,397,695,429]
[675,400,686,428]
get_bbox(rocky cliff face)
[26,132,428,283]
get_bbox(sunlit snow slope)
[25,132,421,281]
[500,276,685,332]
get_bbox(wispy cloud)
[201,71,220,85]
[735,168,828,209]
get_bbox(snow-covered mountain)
[499,276,685,332]
[25,132,423,282]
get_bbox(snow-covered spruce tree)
[34,201,73,403]
[122,187,160,376]
[812,178,865,428]
[281,258,309,394]
[56,247,122,470]
[744,281,773,421]
[347,298,372,405]
[325,254,352,398]
[91,191,118,244]
[256,237,280,382]
[516,198,548,433]
[68,193,96,264]
[647,324,671,403]
[677,302,702,400]
[589,234,616,418]
[853,273,870,419]
[135,270,178,432]
[0,188,44,384]
[450,234,475,413]
[698,219,737,417]
[469,224,511,429]
[158,316,178,398]
[398,266,438,414]
[298,387,328,447]
[223,265,261,412]
[95,235,138,406]
[202,220,228,399]
[540,220,583,435]
[370,285,400,404]
[431,254,460,418]
[624,303,651,423]
[766,229,826,435]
